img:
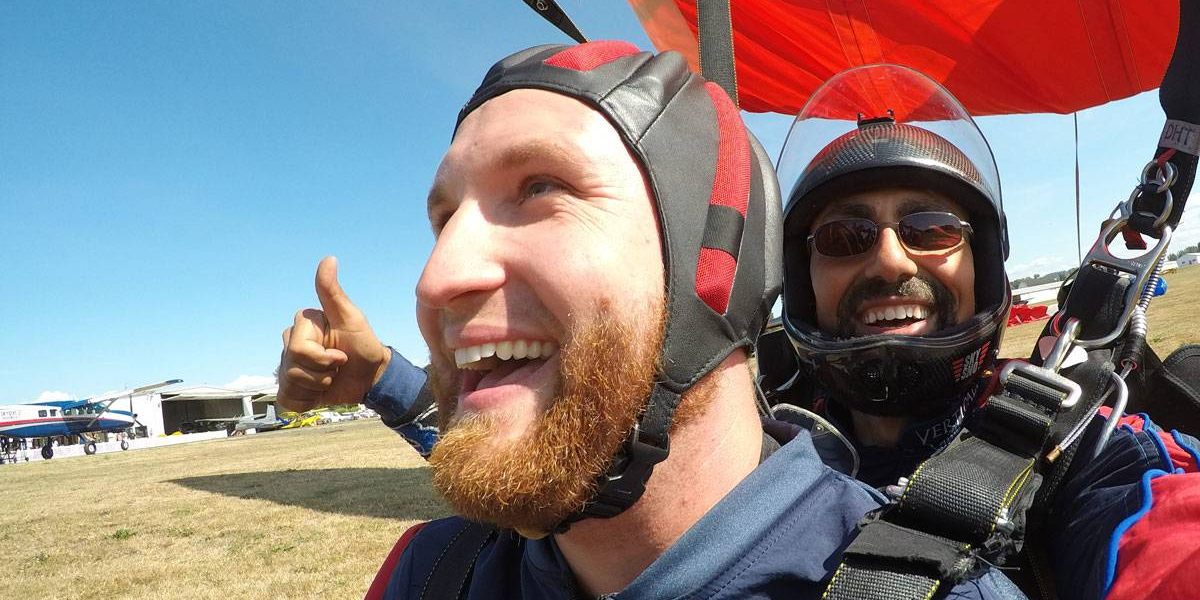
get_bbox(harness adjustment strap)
[824,558,940,600]
[844,519,975,580]
[696,0,738,104]
[823,364,1073,599]
[1058,265,1129,342]
[973,392,1056,458]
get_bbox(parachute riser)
[1064,159,1176,351]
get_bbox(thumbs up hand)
[277,257,390,412]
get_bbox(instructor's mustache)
[835,276,957,337]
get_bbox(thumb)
[315,256,364,329]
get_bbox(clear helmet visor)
[777,64,1002,208]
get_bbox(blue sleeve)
[363,347,438,458]
[1048,416,1174,600]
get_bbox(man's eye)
[521,179,559,200]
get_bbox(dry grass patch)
[1001,265,1200,359]
[0,419,448,599]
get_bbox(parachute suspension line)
[519,0,587,44]
[1074,112,1083,264]
[696,0,738,105]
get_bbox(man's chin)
[446,410,521,444]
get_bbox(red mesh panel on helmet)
[696,248,738,313]
[703,83,750,217]
[544,40,640,71]
[695,82,750,314]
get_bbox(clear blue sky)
[2,2,1194,402]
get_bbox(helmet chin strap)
[552,382,682,533]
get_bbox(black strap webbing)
[696,0,738,105]
[418,521,497,600]
[823,367,1072,600]
[825,559,941,600]
[1130,0,1199,233]
[569,384,677,522]
[519,0,587,44]
[1021,350,1114,600]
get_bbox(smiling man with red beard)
[342,41,1027,600]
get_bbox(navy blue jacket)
[380,426,1025,599]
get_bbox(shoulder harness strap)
[418,521,498,600]
[823,353,1110,599]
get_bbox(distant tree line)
[1011,269,1075,290]
[1169,243,1200,261]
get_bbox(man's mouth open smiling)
[454,339,561,413]
[835,276,958,338]
[855,301,937,336]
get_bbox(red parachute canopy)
[627,0,1179,116]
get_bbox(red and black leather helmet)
[457,41,781,520]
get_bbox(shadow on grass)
[168,467,449,521]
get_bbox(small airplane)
[0,379,181,461]
[231,404,287,435]
[187,403,287,436]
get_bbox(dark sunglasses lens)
[813,219,877,256]
[899,212,965,250]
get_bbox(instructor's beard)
[426,304,668,536]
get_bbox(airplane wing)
[87,379,184,406]
[82,379,183,430]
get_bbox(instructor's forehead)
[427,89,626,215]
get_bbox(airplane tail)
[266,404,276,421]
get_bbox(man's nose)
[416,202,505,310]
[861,227,919,282]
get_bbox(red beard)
[427,304,665,534]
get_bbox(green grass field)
[3,267,1196,599]
[0,420,446,599]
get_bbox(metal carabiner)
[1072,222,1173,349]
[1140,159,1178,194]
[1128,159,1178,229]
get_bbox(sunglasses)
[808,211,973,257]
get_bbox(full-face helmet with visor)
[778,64,1011,417]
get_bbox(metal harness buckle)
[998,361,1083,410]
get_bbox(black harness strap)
[823,365,1079,600]
[1129,0,1198,235]
[518,0,587,44]
[696,0,738,105]
[418,521,498,600]
[1020,350,1114,599]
